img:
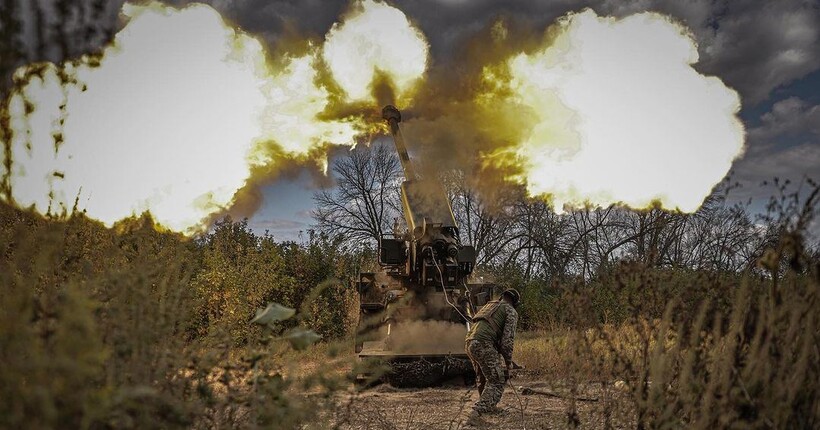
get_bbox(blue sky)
[248,171,318,241]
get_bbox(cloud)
[749,97,820,143]
[735,143,819,183]
[692,0,820,105]
[210,0,818,106]
[15,0,819,107]
[249,218,307,231]
[729,97,820,199]
[195,0,349,44]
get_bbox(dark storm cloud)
[15,0,813,107]
[206,0,818,106]
[179,0,348,46]
[24,0,123,57]
[9,0,818,108]
[749,97,820,142]
[692,1,820,106]
[586,1,819,106]
[729,97,820,200]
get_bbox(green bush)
[0,203,360,429]
[191,217,297,345]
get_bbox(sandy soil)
[329,377,618,430]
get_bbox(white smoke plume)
[3,0,428,234]
[323,0,429,105]
[497,10,745,212]
[7,3,271,233]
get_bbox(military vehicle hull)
[355,269,496,386]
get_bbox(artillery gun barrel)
[382,104,458,234]
[382,105,417,180]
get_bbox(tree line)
[314,142,818,281]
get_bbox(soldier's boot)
[465,409,490,428]
[484,405,507,415]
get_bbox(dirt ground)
[329,376,621,430]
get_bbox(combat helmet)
[501,288,521,306]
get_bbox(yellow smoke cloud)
[254,52,359,159]
[491,11,745,212]
[4,0,429,234]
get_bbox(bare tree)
[443,170,514,267]
[313,143,402,248]
[487,190,784,281]
[316,139,814,279]
[501,197,572,280]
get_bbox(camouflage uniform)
[465,300,518,413]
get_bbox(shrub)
[0,204,358,429]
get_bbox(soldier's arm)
[500,305,518,366]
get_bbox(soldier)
[465,288,520,421]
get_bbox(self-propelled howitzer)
[353,106,496,386]
[380,105,474,288]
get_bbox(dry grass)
[2,185,817,429]
[0,204,361,429]
[515,322,667,381]
[513,263,819,428]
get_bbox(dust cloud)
[389,320,468,355]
